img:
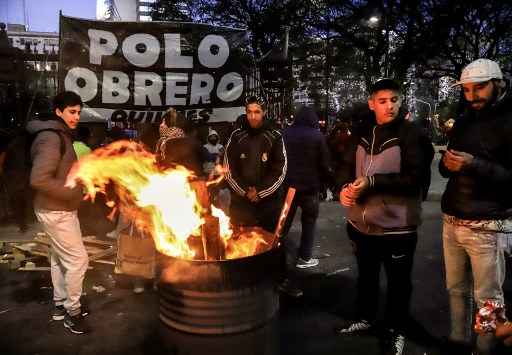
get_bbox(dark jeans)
[229,194,281,233]
[282,190,320,260]
[347,223,417,330]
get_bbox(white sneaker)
[296,257,319,269]
[335,319,372,334]
[386,331,405,355]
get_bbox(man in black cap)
[224,96,287,232]
[335,79,433,355]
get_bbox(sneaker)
[386,330,405,355]
[278,279,303,297]
[51,305,66,321]
[335,319,372,335]
[296,257,319,269]
[80,304,90,317]
[133,286,145,294]
[63,313,91,334]
[52,305,89,320]
[133,279,145,294]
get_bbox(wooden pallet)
[3,233,117,271]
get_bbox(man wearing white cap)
[440,58,511,355]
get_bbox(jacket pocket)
[362,195,409,229]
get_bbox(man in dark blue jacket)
[282,107,332,269]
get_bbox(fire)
[66,140,272,260]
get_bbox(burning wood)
[66,140,273,261]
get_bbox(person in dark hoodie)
[224,96,287,232]
[439,59,512,355]
[27,91,90,334]
[282,107,333,268]
[335,79,433,355]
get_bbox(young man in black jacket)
[440,59,512,355]
[224,96,287,232]
[336,79,433,355]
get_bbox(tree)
[414,0,512,79]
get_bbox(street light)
[369,16,379,25]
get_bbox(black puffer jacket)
[224,118,286,200]
[283,107,333,193]
[440,93,512,220]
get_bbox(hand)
[443,150,474,172]
[246,186,260,203]
[339,177,369,207]
[340,187,356,207]
[351,176,369,194]
[496,321,512,347]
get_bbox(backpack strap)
[32,129,66,156]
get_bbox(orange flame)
[66,140,272,260]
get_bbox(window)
[139,5,152,12]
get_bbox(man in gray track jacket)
[335,79,433,355]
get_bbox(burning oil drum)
[158,245,281,335]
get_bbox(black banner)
[58,15,248,123]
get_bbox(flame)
[67,140,273,260]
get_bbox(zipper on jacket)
[362,125,377,232]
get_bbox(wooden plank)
[92,259,115,265]
[17,266,51,271]
[82,236,115,247]
[17,266,95,271]
[33,235,51,246]
[88,247,117,261]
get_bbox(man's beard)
[470,84,500,111]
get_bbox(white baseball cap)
[454,58,503,86]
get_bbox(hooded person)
[276,106,333,297]
[203,129,224,175]
[282,107,333,267]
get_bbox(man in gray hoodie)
[27,91,90,334]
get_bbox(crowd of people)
[0,58,511,355]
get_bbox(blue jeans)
[443,215,507,354]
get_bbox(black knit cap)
[369,78,401,95]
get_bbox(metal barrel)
[158,246,281,335]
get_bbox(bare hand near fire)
[443,149,474,172]
[246,187,260,203]
[496,321,512,347]
[340,177,369,207]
